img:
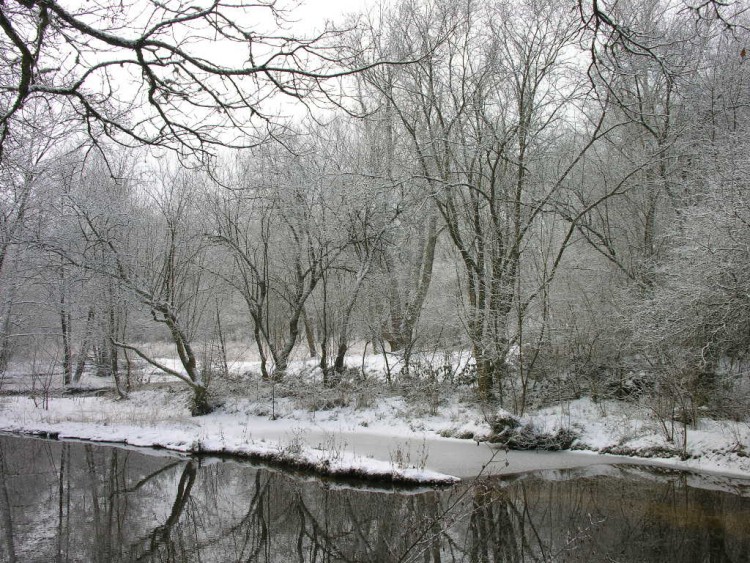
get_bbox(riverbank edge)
[2,386,750,485]
[2,420,749,487]
[0,422,461,486]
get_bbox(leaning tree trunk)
[127,303,211,416]
[167,322,209,415]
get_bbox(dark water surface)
[0,435,749,562]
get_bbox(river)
[0,434,748,562]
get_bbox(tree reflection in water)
[0,435,748,562]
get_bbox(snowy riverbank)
[1,374,749,483]
[0,392,461,485]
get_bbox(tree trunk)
[0,296,14,373]
[252,318,269,380]
[381,215,438,353]
[190,385,211,416]
[73,308,95,383]
[474,346,505,405]
[60,310,72,386]
[475,348,493,403]
[333,342,347,374]
[110,343,127,400]
[301,307,317,358]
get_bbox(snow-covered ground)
[1,352,749,484]
[523,397,750,478]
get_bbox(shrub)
[488,418,579,451]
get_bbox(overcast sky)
[290,0,379,32]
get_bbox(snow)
[1,354,749,485]
[528,397,750,479]
[0,394,458,485]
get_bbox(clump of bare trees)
[1,0,748,420]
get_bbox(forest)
[0,0,748,465]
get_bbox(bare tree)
[61,158,215,413]
[209,140,348,380]
[304,120,404,377]
[0,0,415,160]
[0,107,68,371]
[347,4,447,357]
[357,0,619,405]
[578,0,747,64]
[623,22,750,413]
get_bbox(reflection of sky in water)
[1,435,749,562]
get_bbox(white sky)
[290,0,380,33]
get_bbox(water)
[0,434,748,562]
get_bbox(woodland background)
[0,0,748,419]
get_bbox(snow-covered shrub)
[488,412,521,437]
[488,416,579,451]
